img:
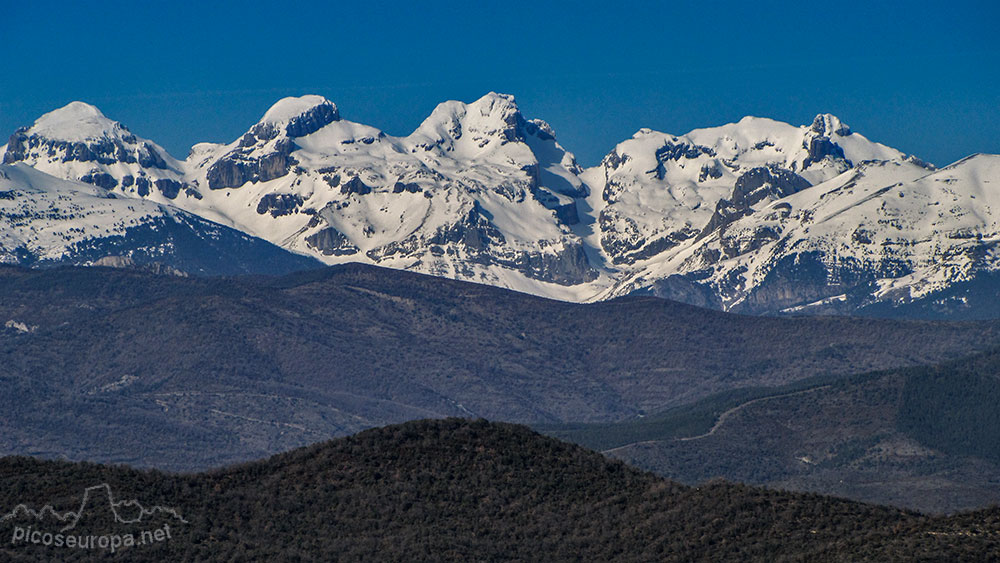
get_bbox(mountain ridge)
[1,262,998,472]
[4,94,999,317]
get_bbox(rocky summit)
[3,94,999,317]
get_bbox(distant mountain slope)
[0,419,997,562]
[0,163,321,275]
[542,348,1000,513]
[1,264,998,471]
[5,95,1000,316]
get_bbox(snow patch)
[27,101,122,142]
[4,320,37,334]
[260,95,336,124]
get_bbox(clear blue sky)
[2,1,997,167]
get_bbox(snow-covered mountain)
[5,94,598,299]
[0,163,319,275]
[3,101,188,198]
[578,114,910,267]
[670,154,1000,315]
[4,95,999,317]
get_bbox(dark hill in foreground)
[2,263,999,471]
[1,419,997,562]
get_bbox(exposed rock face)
[305,225,360,256]
[248,97,340,142]
[283,101,340,137]
[522,119,554,141]
[724,252,873,314]
[431,204,507,250]
[93,255,188,277]
[803,136,848,169]
[700,166,811,238]
[136,176,151,197]
[587,121,838,270]
[801,115,851,170]
[154,178,184,199]
[340,176,373,196]
[256,193,305,217]
[4,129,169,169]
[0,163,321,276]
[206,137,296,190]
[513,242,596,285]
[552,201,579,225]
[811,113,852,137]
[732,166,812,207]
[650,141,716,179]
[80,171,118,190]
[0,102,187,201]
[205,98,340,191]
[644,274,724,310]
[599,206,699,266]
[186,92,601,288]
[364,201,598,285]
[392,181,422,194]
[584,115,993,314]
[617,156,1000,317]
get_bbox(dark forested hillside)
[898,352,1000,464]
[542,349,1000,514]
[1,263,999,471]
[0,419,997,562]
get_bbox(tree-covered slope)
[1,419,998,562]
[542,349,1000,513]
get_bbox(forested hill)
[1,419,998,562]
[541,347,1000,514]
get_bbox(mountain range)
[4,94,999,317]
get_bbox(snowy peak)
[22,101,122,143]
[260,95,338,125]
[467,91,523,137]
[203,95,341,191]
[249,95,340,141]
[810,113,851,137]
[409,92,534,156]
[406,92,587,195]
[159,93,598,293]
[4,101,161,166]
[582,113,917,270]
[2,101,187,200]
[610,152,1000,315]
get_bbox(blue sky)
[2,1,997,167]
